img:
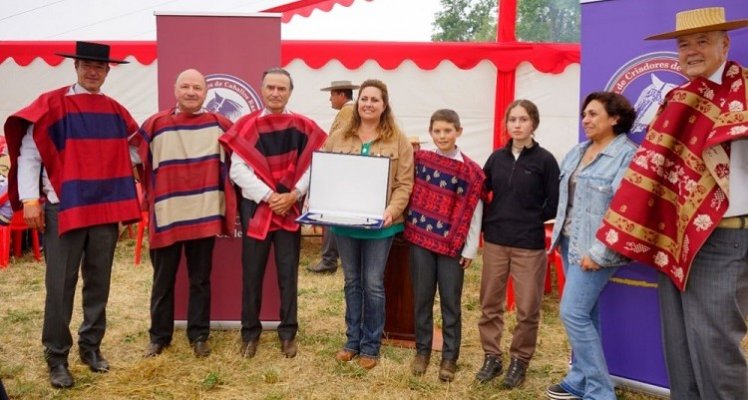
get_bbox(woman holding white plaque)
[324,79,414,369]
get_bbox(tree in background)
[431,0,579,43]
[517,0,579,42]
[431,0,497,42]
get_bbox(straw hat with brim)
[55,41,129,64]
[320,80,360,91]
[646,7,748,40]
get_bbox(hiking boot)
[438,359,457,382]
[410,353,430,376]
[502,357,528,388]
[475,354,503,383]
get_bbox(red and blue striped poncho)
[404,150,486,257]
[131,109,236,249]
[4,86,141,235]
[219,112,327,240]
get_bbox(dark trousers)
[319,227,339,267]
[658,227,748,399]
[42,204,119,367]
[0,378,9,400]
[149,237,215,345]
[409,244,465,361]
[239,199,300,342]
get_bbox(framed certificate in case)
[296,151,390,229]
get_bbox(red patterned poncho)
[597,61,748,291]
[132,109,236,249]
[404,150,485,257]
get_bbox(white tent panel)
[0,57,580,166]
[515,62,581,162]
[0,57,158,125]
[286,59,497,165]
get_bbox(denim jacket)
[550,134,637,267]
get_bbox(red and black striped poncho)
[4,86,141,235]
[220,112,327,240]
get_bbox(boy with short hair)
[404,109,485,382]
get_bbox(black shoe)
[144,342,169,357]
[280,339,297,358]
[49,364,74,388]
[192,340,211,358]
[241,340,259,358]
[546,383,581,399]
[306,261,337,274]
[79,349,109,373]
[475,354,503,383]
[502,357,528,388]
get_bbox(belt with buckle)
[718,215,748,229]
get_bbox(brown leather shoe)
[358,356,378,370]
[439,359,457,382]
[280,339,297,358]
[49,364,74,388]
[79,349,109,373]
[334,349,357,362]
[411,353,431,376]
[144,342,168,357]
[241,340,259,358]
[192,340,211,358]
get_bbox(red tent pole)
[494,0,517,149]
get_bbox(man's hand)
[23,201,45,232]
[268,191,298,216]
[459,257,472,269]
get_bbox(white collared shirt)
[708,63,748,217]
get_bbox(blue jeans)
[336,234,394,358]
[558,236,618,400]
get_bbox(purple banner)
[580,0,748,393]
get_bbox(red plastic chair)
[133,183,148,266]
[9,210,42,262]
[0,193,9,268]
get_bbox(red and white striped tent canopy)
[0,0,580,164]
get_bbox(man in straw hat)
[4,41,141,388]
[591,7,748,400]
[307,80,359,274]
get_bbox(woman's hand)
[581,255,601,271]
[383,210,393,227]
[459,257,472,269]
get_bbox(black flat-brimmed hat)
[55,41,129,64]
[646,7,748,40]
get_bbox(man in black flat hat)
[306,80,359,274]
[4,41,141,389]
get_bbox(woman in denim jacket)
[546,92,637,400]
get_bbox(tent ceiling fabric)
[0,41,580,73]
[264,0,372,22]
[0,0,363,40]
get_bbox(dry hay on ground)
[0,235,665,399]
